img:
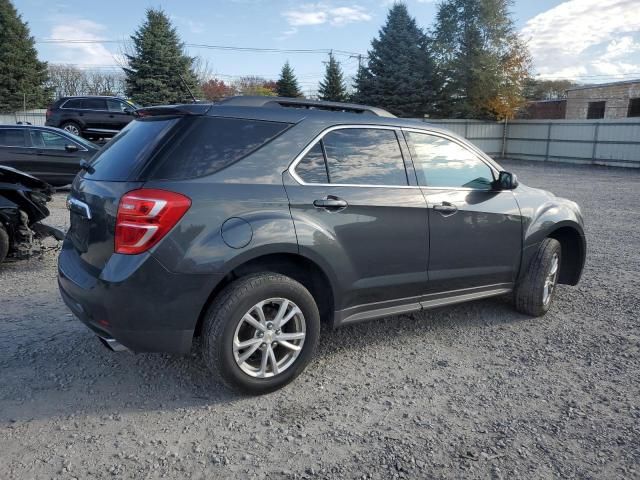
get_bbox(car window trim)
[401,127,500,191]
[61,98,111,112]
[289,124,418,189]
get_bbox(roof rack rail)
[215,96,395,118]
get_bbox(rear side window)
[149,117,290,180]
[62,99,83,109]
[0,129,26,147]
[83,98,107,110]
[295,143,329,183]
[321,128,407,186]
[83,118,179,181]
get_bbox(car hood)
[0,165,55,193]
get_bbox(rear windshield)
[147,116,290,180]
[83,118,179,181]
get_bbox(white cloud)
[521,0,640,80]
[49,18,120,66]
[282,3,371,27]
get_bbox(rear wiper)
[79,159,95,174]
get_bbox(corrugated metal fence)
[424,118,640,168]
[0,110,47,126]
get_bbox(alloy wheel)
[543,253,559,306]
[233,298,306,378]
[63,124,80,136]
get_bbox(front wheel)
[202,273,320,394]
[514,238,561,317]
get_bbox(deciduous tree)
[432,0,531,119]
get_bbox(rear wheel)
[202,273,320,394]
[61,121,81,137]
[0,223,9,264]
[514,238,561,316]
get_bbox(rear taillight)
[115,189,191,255]
[45,108,52,120]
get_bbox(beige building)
[565,79,640,120]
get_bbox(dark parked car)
[45,96,139,139]
[58,97,586,394]
[0,125,99,186]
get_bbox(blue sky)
[18,0,640,94]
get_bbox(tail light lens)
[115,189,191,255]
[45,108,52,120]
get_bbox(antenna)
[178,74,197,103]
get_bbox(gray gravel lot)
[1,160,639,479]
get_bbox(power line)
[36,38,365,58]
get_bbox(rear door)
[284,126,429,317]
[404,129,522,293]
[0,128,33,171]
[80,98,109,132]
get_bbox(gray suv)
[58,97,586,394]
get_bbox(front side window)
[406,132,494,190]
[321,128,407,186]
[30,130,70,150]
[107,99,128,113]
[0,129,26,147]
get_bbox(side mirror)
[124,107,134,115]
[65,144,79,153]
[496,171,518,190]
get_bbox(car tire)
[61,121,81,137]
[514,238,561,317]
[202,273,320,395]
[0,223,9,264]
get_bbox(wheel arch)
[547,225,586,285]
[194,252,337,337]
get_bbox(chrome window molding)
[288,124,503,191]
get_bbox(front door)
[284,126,429,318]
[28,128,84,183]
[404,129,522,293]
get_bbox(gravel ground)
[1,161,639,479]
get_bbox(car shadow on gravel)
[2,295,531,423]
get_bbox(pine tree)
[350,62,371,104]
[0,0,49,112]
[276,61,302,98]
[124,9,201,106]
[357,3,438,117]
[318,53,347,102]
[432,0,531,119]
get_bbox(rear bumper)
[58,240,224,354]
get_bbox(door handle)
[313,196,348,211]
[432,202,458,215]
